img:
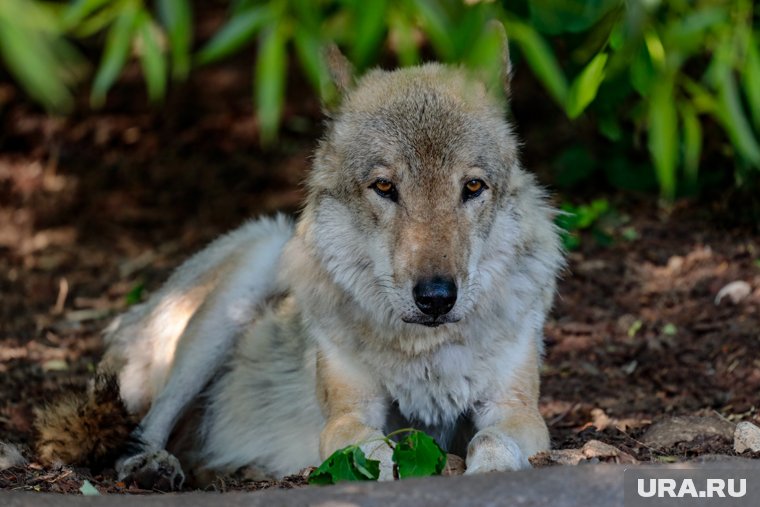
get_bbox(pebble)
[0,441,26,470]
[715,281,751,305]
[641,416,734,449]
[734,421,760,453]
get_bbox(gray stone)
[0,442,26,470]
[641,416,734,449]
[734,421,760,453]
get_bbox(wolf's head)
[304,36,539,331]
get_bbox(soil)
[1,42,759,494]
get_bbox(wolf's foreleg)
[465,346,549,474]
[316,350,395,480]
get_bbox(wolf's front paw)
[359,441,395,481]
[117,449,185,491]
[465,429,529,474]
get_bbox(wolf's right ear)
[323,44,355,97]
[489,20,513,99]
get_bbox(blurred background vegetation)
[1,0,758,201]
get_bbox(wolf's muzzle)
[413,277,457,317]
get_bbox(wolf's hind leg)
[117,218,292,489]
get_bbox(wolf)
[35,35,563,489]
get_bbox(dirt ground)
[1,50,759,494]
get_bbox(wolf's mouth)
[402,316,460,327]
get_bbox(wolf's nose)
[413,277,457,316]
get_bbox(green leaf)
[742,34,760,131]
[293,30,328,94]
[0,17,73,112]
[196,6,270,65]
[565,52,608,118]
[505,19,568,106]
[69,3,120,38]
[679,102,701,184]
[411,0,455,60]
[528,0,621,35]
[392,431,446,479]
[630,44,655,97]
[350,0,388,69]
[713,65,760,167]
[124,282,145,306]
[157,0,192,79]
[255,24,287,145]
[648,76,679,200]
[62,0,111,29]
[91,0,139,108]
[136,11,167,103]
[79,479,100,496]
[308,446,380,485]
[389,8,420,67]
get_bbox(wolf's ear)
[493,21,513,98]
[487,20,513,99]
[323,43,355,97]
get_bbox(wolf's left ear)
[323,43,355,97]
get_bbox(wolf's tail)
[34,374,137,469]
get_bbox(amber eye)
[462,179,487,201]
[370,179,398,202]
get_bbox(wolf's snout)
[412,277,457,316]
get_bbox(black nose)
[413,277,457,317]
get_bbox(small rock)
[580,440,637,464]
[443,453,465,476]
[590,408,612,431]
[0,441,26,470]
[734,421,760,453]
[715,281,751,305]
[641,416,734,449]
[530,440,637,467]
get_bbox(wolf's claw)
[117,449,185,491]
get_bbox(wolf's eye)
[370,179,398,202]
[462,179,487,201]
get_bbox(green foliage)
[392,430,446,478]
[2,0,759,196]
[124,281,145,306]
[308,429,447,485]
[556,199,611,250]
[308,445,380,485]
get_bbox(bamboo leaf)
[350,0,388,69]
[0,17,73,111]
[566,52,608,118]
[255,24,287,145]
[712,62,760,167]
[679,102,702,184]
[411,0,455,60]
[293,29,328,93]
[648,76,679,200]
[196,6,270,65]
[136,11,167,102]
[505,19,568,105]
[90,0,139,107]
[157,0,192,79]
[742,34,760,131]
[62,0,111,29]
